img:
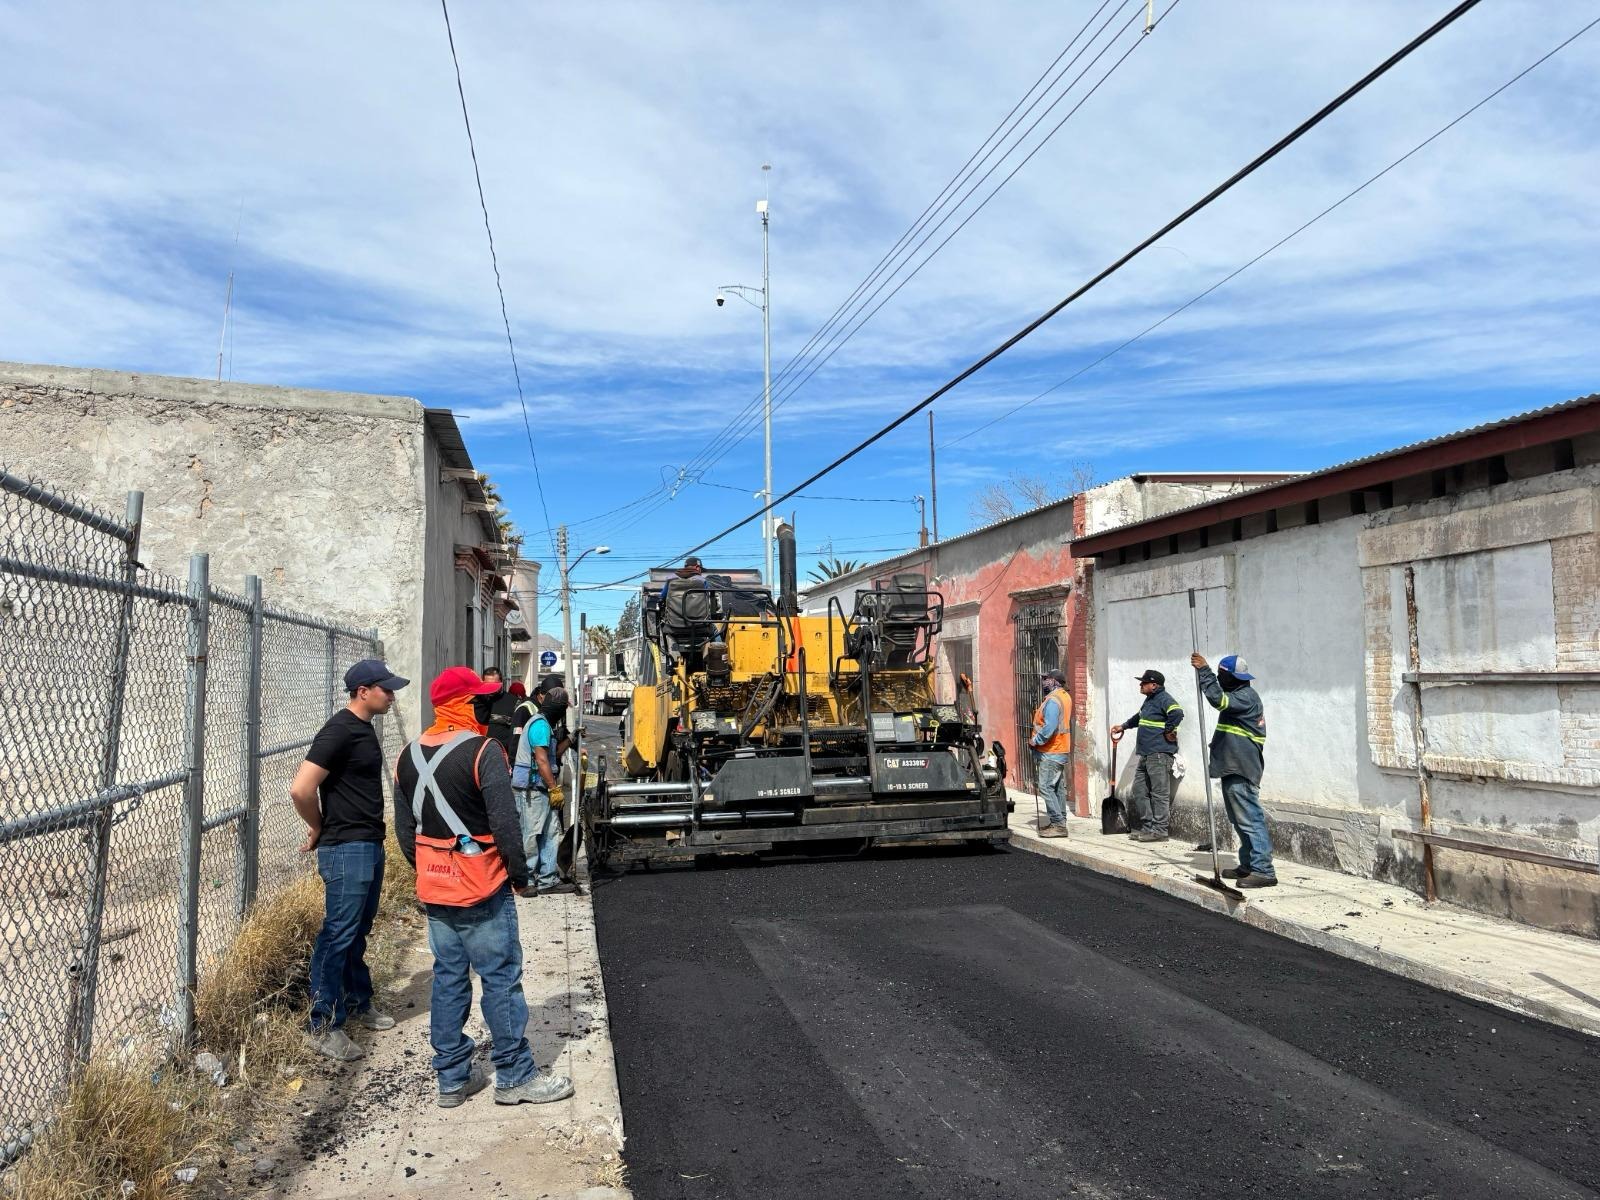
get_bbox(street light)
[716,162,774,585]
[555,528,610,852]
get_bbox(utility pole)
[760,163,774,588]
[928,410,939,544]
[558,524,573,692]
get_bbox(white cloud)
[2,0,1597,592]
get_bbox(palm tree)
[806,557,864,584]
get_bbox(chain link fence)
[0,470,383,1162]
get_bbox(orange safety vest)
[1032,686,1072,755]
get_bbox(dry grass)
[8,1059,219,1200]
[13,837,424,1199]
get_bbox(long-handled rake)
[1188,588,1246,902]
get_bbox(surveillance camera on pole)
[714,293,725,307]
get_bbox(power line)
[673,0,1139,482]
[686,0,1160,486]
[438,0,555,554]
[655,0,1490,572]
[939,10,1600,450]
[516,1,1152,549]
[691,477,920,506]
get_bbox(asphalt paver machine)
[585,523,1010,867]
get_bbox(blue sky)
[4,1,1599,627]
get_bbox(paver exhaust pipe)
[777,521,799,616]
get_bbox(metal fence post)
[325,628,337,716]
[65,490,144,1067]
[239,574,264,915]
[176,553,210,1045]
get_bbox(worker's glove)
[548,785,566,810]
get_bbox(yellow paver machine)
[584,524,1011,868]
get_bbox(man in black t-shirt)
[290,657,409,1062]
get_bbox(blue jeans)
[1221,774,1275,878]
[1036,753,1069,826]
[308,840,385,1031]
[425,885,536,1092]
[516,788,562,889]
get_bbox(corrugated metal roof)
[1073,392,1600,556]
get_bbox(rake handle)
[1188,589,1224,879]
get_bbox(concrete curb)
[1009,829,1600,1039]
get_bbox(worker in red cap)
[393,666,575,1109]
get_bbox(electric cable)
[684,0,1160,483]
[439,0,556,554]
[940,9,1600,449]
[673,0,1139,480]
[529,1,1149,545]
[653,0,1490,573]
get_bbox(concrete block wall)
[0,361,435,737]
[1089,462,1600,937]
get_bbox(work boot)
[1131,831,1170,843]
[437,1064,489,1109]
[356,1007,396,1031]
[495,1072,575,1106]
[1221,866,1252,880]
[537,881,579,896]
[1039,823,1070,839]
[304,1027,365,1062]
[1236,874,1279,889]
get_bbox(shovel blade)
[1195,872,1247,902]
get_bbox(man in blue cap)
[1191,651,1274,888]
[290,657,409,1059]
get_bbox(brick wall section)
[1559,685,1600,774]
[1067,494,1092,815]
[1552,533,1600,671]
[1362,566,1400,767]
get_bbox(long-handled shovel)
[1188,589,1246,902]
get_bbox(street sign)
[539,650,558,669]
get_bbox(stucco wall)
[0,361,432,734]
[1089,464,1600,935]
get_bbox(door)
[1013,602,1063,791]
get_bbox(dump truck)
[583,523,1010,867]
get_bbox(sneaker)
[304,1027,365,1062]
[1131,831,1170,842]
[537,881,579,896]
[1221,867,1252,880]
[437,1064,489,1109]
[495,1072,575,1105]
[1038,823,1070,839]
[1236,874,1279,889]
[356,1007,395,1031]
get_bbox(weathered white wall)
[0,362,438,735]
[1089,463,1600,934]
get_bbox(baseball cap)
[1218,654,1254,681]
[429,666,502,705]
[1136,669,1165,686]
[344,658,409,692]
[1040,667,1067,685]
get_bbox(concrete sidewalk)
[253,882,630,1200]
[1007,792,1600,1038]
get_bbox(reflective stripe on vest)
[1032,687,1071,755]
[1215,721,1266,745]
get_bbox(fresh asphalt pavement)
[592,844,1600,1200]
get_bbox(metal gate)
[1013,602,1063,791]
